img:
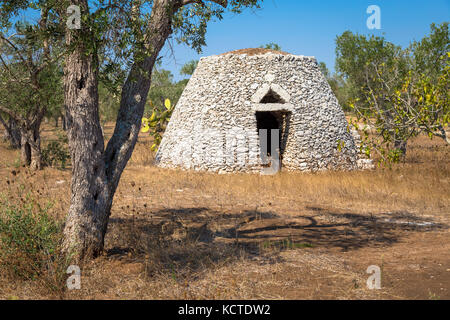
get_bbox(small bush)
[42,132,70,169]
[0,194,69,293]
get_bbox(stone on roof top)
[220,48,290,56]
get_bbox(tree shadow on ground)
[105,206,447,278]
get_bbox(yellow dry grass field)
[0,122,449,300]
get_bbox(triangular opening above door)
[251,83,291,104]
[260,88,285,104]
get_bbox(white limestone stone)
[155,50,366,173]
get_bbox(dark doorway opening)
[256,111,280,157]
[256,111,291,170]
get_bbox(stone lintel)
[252,103,294,113]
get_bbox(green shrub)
[0,194,69,292]
[42,132,70,169]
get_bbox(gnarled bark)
[62,0,109,259]
[19,121,43,170]
[20,135,31,166]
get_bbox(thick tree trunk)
[20,123,43,170]
[0,115,7,143]
[20,135,31,166]
[62,0,174,261]
[29,124,42,171]
[9,118,21,148]
[0,115,21,149]
[62,114,67,131]
[62,0,112,260]
[30,146,42,170]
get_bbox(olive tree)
[0,0,261,260]
[0,9,63,169]
[336,24,449,164]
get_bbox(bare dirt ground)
[0,123,449,300]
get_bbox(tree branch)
[0,33,32,70]
[104,0,227,195]
[174,0,228,11]
[184,0,227,7]
[0,105,23,126]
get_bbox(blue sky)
[9,0,449,80]
[160,0,450,81]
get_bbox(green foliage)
[319,61,353,111]
[146,62,188,114]
[0,0,30,28]
[335,30,407,102]
[98,82,121,122]
[41,62,64,122]
[336,23,450,165]
[0,16,64,129]
[140,62,193,152]
[42,132,70,169]
[180,60,199,77]
[100,61,188,122]
[259,42,282,51]
[412,22,449,79]
[0,193,68,292]
[0,51,62,120]
[319,61,330,78]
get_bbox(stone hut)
[155,48,363,173]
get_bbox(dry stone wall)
[155,52,360,173]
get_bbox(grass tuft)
[0,192,69,294]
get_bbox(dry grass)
[0,123,448,300]
[125,133,449,219]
